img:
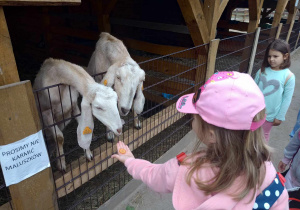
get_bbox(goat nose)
[121,108,129,115]
[117,128,122,134]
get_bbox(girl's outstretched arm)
[111,141,179,193]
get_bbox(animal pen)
[1,0,300,209]
[1,21,300,209]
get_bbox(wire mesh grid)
[0,168,12,208]
[31,43,208,209]
[289,22,300,51]
[279,23,291,41]
[215,32,255,73]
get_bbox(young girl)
[254,39,295,142]
[112,71,288,209]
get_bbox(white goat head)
[101,58,145,116]
[77,84,122,149]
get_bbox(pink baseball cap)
[176,71,266,131]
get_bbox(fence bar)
[295,31,300,50]
[0,81,58,210]
[206,39,220,80]
[276,23,283,39]
[286,20,295,42]
[248,27,261,75]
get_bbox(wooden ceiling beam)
[286,0,297,24]
[0,7,19,86]
[272,0,289,27]
[0,0,80,6]
[177,0,210,45]
[248,0,264,32]
[178,0,228,45]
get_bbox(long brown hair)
[261,39,291,73]
[182,109,272,201]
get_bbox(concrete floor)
[98,48,300,210]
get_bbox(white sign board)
[0,130,50,186]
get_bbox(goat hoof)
[57,162,66,172]
[134,121,142,130]
[85,149,93,161]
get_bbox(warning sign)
[0,130,50,186]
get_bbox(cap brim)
[176,93,198,114]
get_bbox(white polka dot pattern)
[253,202,258,209]
[275,178,279,184]
[264,203,270,209]
[265,190,270,197]
[275,190,280,197]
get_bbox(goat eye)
[96,107,103,110]
[116,76,121,80]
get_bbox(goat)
[33,58,122,171]
[87,32,145,140]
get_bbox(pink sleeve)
[270,188,289,210]
[124,157,179,193]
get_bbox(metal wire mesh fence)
[215,32,255,73]
[279,23,291,41]
[289,22,300,51]
[29,43,208,209]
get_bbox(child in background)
[278,128,300,189]
[290,109,300,138]
[254,39,295,142]
[112,71,288,210]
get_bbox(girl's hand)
[111,141,135,163]
[273,119,282,126]
[278,161,287,173]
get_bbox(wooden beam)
[286,19,295,42]
[91,0,118,33]
[0,7,19,86]
[206,39,220,80]
[217,0,229,21]
[248,0,264,32]
[287,0,297,24]
[0,81,58,209]
[0,0,80,6]
[272,0,289,27]
[54,103,185,198]
[276,23,283,39]
[177,0,210,45]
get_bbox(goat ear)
[77,97,94,150]
[101,64,116,87]
[134,82,145,114]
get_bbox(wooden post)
[272,0,289,27]
[276,23,283,39]
[206,39,220,80]
[0,81,58,210]
[286,19,295,42]
[0,7,20,86]
[248,27,261,75]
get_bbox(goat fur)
[87,33,145,140]
[33,58,122,171]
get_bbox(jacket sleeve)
[124,157,179,193]
[276,75,295,121]
[282,128,300,164]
